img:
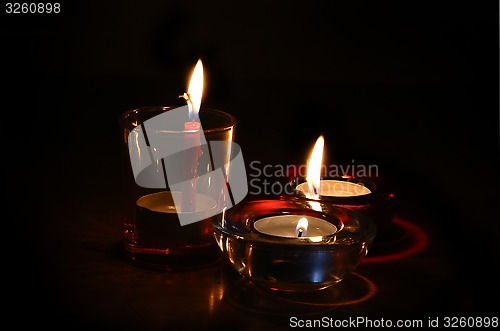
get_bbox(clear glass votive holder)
[212,199,376,292]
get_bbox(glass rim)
[119,105,237,134]
[211,199,377,247]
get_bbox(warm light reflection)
[208,279,224,316]
[132,130,141,159]
[308,236,323,243]
[306,135,324,196]
[363,217,429,263]
[183,59,204,120]
[229,272,377,308]
[307,200,323,212]
[295,217,309,237]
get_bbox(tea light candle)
[253,215,337,238]
[299,135,371,198]
[134,191,217,248]
[295,180,371,197]
[136,191,216,213]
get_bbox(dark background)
[2,0,499,329]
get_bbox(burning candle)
[253,215,337,239]
[180,59,204,212]
[120,60,240,268]
[296,135,372,198]
[212,199,376,291]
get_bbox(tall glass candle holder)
[119,106,237,269]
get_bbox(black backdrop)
[2,0,499,327]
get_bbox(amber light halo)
[212,199,376,292]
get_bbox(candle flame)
[184,59,204,121]
[306,135,324,196]
[296,217,309,237]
